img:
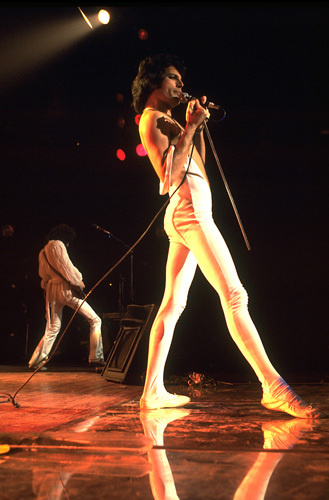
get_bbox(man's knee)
[90,316,102,330]
[229,285,249,314]
[169,301,186,319]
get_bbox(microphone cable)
[4,137,197,407]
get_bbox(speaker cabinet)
[101,312,122,359]
[102,304,157,384]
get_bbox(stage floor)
[0,365,329,500]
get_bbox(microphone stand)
[95,226,135,311]
[204,122,251,251]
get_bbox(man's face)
[160,65,184,105]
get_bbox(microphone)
[92,224,111,236]
[181,92,226,116]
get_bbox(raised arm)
[139,98,209,189]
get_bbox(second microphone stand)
[95,226,135,313]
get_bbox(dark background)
[0,3,328,381]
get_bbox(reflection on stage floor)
[0,365,328,499]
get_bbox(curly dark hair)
[45,224,76,246]
[131,53,186,114]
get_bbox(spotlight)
[98,9,110,25]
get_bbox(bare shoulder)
[140,109,182,140]
[140,108,169,125]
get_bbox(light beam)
[0,9,95,89]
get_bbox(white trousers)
[28,295,103,367]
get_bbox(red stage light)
[116,149,126,161]
[136,144,147,157]
[138,29,149,41]
[117,117,125,128]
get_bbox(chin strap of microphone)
[204,122,251,251]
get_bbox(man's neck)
[145,97,172,115]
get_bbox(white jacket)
[39,240,83,305]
